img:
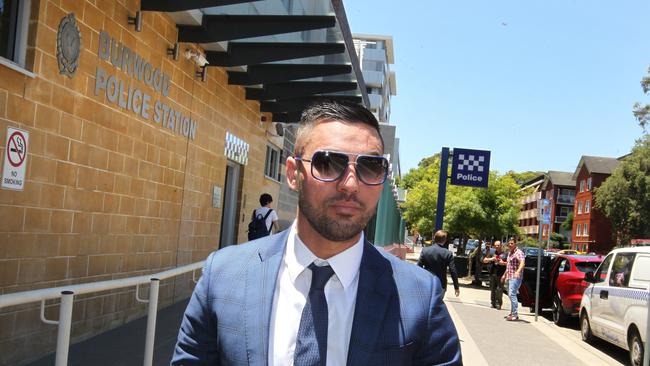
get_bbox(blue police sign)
[450,148,491,188]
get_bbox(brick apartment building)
[518,174,545,238]
[571,156,621,253]
[540,171,575,242]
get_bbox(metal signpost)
[534,198,551,322]
[435,147,491,235]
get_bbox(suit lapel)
[244,231,289,365]
[346,241,393,365]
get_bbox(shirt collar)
[285,220,363,290]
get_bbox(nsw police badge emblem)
[57,13,81,77]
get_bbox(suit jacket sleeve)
[415,277,462,365]
[172,253,220,366]
[447,252,459,290]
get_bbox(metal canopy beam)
[178,15,336,43]
[261,95,363,113]
[246,82,358,100]
[206,42,345,67]
[272,112,303,123]
[141,0,261,12]
[228,64,352,86]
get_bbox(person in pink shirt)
[501,238,525,321]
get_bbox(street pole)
[534,200,543,322]
[435,147,449,231]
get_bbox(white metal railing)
[0,261,204,366]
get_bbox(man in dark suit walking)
[417,230,460,297]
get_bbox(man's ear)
[286,156,300,191]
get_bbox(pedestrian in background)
[482,240,507,309]
[417,230,460,297]
[502,238,525,321]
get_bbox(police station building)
[0,1,371,364]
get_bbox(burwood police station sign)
[94,30,197,140]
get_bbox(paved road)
[407,244,629,366]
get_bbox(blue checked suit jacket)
[172,230,462,365]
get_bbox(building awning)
[140,0,367,123]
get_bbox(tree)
[560,212,573,232]
[400,156,523,240]
[504,170,544,186]
[594,135,650,244]
[633,66,650,132]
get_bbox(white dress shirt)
[269,221,363,366]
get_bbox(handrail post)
[143,278,160,366]
[55,291,74,366]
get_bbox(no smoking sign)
[2,127,29,190]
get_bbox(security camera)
[184,48,209,67]
[195,53,209,67]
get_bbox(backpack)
[247,209,273,241]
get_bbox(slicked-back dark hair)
[294,99,384,156]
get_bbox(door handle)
[600,290,608,300]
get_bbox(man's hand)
[454,288,460,297]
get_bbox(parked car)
[548,254,602,325]
[580,246,649,366]
[517,253,603,323]
[464,239,479,256]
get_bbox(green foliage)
[504,170,544,186]
[550,232,565,244]
[594,135,650,244]
[519,237,540,247]
[400,156,524,240]
[560,212,574,232]
[633,66,650,132]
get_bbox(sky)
[343,1,650,176]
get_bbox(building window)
[264,145,282,182]
[583,223,588,237]
[579,180,585,192]
[576,224,582,237]
[577,201,583,214]
[587,177,592,191]
[0,0,30,67]
[585,200,590,213]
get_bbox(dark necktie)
[294,263,335,366]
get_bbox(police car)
[580,246,649,366]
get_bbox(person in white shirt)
[172,100,462,366]
[254,193,279,235]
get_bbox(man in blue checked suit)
[172,100,462,366]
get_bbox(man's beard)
[298,189,375,242]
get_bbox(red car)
[548,254,603,325]
[518,254,602,326]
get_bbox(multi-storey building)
[352,34,404,245]
[540,171,576,241]
[571,156,621,253]
[353,34,396,123]
[518,174,545,238]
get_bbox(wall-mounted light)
[167,43,180,61]
[128,11,142,32]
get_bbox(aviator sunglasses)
[295,150,389,186]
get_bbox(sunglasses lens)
[357,156,388,185]
[311,151,348,181]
